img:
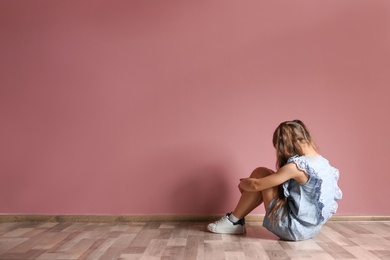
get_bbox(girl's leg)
[207,167,278,234]
[232,167,278,219]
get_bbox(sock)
[229,213,240,223]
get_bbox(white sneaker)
[207,213,246,234]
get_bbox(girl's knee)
[250,167,275,178]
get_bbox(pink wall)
[1,1,389,215]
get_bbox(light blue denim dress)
[263,155,342,241]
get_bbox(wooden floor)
[0,221,389,260]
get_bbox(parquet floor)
[0,221,389,260]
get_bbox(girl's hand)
[238,179,244,194]
[239,178,257,192]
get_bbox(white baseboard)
[1,214,389,223]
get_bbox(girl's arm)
[239,163,305,192]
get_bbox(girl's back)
[263,155,342,241]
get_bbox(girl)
[207,120,342,241]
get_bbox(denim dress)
[263,155,342,241]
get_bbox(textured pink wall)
[1,1,389,215]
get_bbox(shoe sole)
[207,226,246,235]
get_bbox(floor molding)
[1,214,390,223]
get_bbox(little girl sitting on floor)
[207,120,342,241]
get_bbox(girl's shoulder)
[287,155,330,175]
[288,155,339,179]
[287,154,329,164]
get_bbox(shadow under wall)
[138,143,237,215]
[170,164,232,214]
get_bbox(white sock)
[229,213,240,223]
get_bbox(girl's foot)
[207,213,246,234]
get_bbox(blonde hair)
[268,120,317,221]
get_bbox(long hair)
[268,120,318,222]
